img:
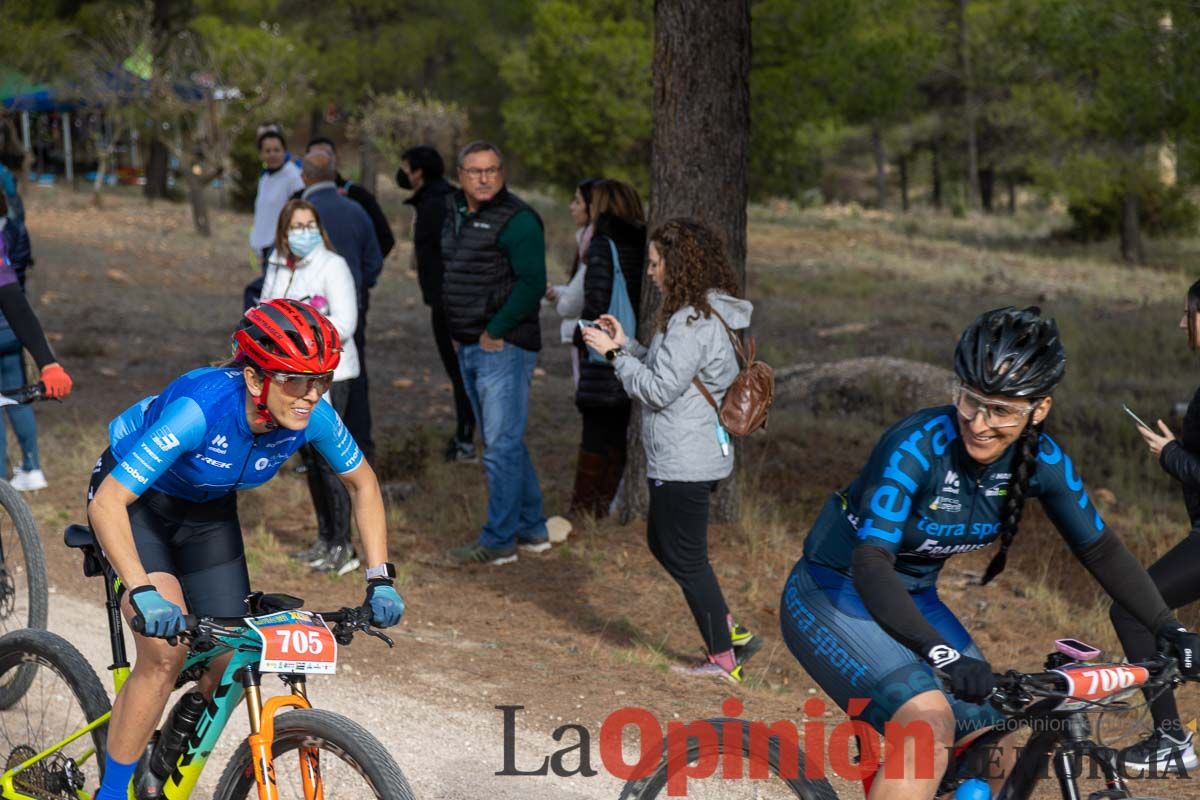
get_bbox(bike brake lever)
[365,627,395,648]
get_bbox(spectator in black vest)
[298,138,395,258]
[442,141,567,565]
[570,179,646,517]
[301,151,382,457]
[398,145,476,462]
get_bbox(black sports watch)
[605,346,624,363]
[364,562,397,581]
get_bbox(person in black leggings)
[1111,278,1200,774]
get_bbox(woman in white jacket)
[261,199,361,575]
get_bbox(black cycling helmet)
[954,306,1065,398]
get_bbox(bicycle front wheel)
[0,628,110,798]
[0,483,49,710]
[213,708,415,799]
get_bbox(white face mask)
[287,229,322,258]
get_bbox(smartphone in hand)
[577,319,601,331]
[1123,404,1151,429]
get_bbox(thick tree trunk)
[620,0,751,524]
[871,121,888,210]
[979,165,994,212]
[1120,191,1142,264]
[144,139,170,199]
[959,0,981,211]
[898,153,909,212]
[931,139,943,209]
[359,137,379,195]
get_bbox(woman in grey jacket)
[582,218,757,683]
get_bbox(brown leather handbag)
[692,309,774,436]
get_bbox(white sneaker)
[10,469,47,492]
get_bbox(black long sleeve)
[1160,441,1200,493]
[1073,528,1178,634]
[347,184,396,258]
[0,283,55,367]
[572,234,615,350]
[851,545,950,658]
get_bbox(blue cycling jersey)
[107,368,362,503]
[803,405,1105,591]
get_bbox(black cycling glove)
[926,644,996,703]
[1158,625,1200,678]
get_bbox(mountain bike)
[617,641,1193,800]
[0,383,56,709]
[0,523,415,799]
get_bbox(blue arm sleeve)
[1032,432,1106,549]
[306,399,364,474]
[111,398,207,495]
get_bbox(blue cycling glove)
[129,586,186,644]
[364,579,405,628]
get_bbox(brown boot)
[569,448,609,518]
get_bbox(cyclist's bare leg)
[105,572,190,762]
[869,690,955,800]
[197,651,234,696]
[954,726,1018,796]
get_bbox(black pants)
[302,382,353,548]
[343,292,373,458]
[580,404,630,455]
[646,478,731,654]
[431,303,475,442]
[1110,529,1200,735]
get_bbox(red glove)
[40,363,72,399]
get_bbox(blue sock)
[95,753,138,800]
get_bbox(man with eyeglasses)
[300,150,383,459]
[441,140,561,565]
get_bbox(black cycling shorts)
[88,448,251,617]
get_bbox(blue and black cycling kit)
[88,368,364,617]
[783,406,1173,736]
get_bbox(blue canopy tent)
[0,68,80,182]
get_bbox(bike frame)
[0,574,322,800]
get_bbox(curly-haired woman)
[581,218,758,683]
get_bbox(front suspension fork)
[242,668,322,800]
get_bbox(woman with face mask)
[261,199,361,575]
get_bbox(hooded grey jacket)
[614,291,753,482]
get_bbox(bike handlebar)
[0,383,49,405]
[130,604,394,648]
[985,654,1181,712]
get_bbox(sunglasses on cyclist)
[267,371,334,398]
[953,383,1040,429]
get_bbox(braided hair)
[980,418,1043,585]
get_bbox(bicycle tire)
[0,628,110,791]
[0,480,48,709]
[618,717,839,800]
[212,708,416,799]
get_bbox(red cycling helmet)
[234,299,341,375]
[233,300,341,428]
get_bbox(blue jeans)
[458,342,546,550]
[0,346,38,472]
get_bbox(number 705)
[275,629,325,655]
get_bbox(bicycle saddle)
[63,523,107,578]
[245,591,304,615]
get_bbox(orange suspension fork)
[245,675,322,800]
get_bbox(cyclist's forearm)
[851,544,949,657]
[342,462,389,568]
[89,481,152,588]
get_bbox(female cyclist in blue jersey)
[782,306,1200,799]
[86,299,404,800]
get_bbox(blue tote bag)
[589,238,637,364]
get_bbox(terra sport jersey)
[107,367,362,503]
[802,405,1105,591]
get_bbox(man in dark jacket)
[441,141,557,565]
[398,146,475,462]
[300,151,382,460]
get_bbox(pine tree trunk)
[360,137,379,195]
[959,0,982,211]
[144,139,170,199]
[871,121,888,210]
[979,166,994,212]
[931,139,943,209]
[1006,174,1016,214]
[898,153,909,212]
[620,0,751,524]
[1120,191,1143,264]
